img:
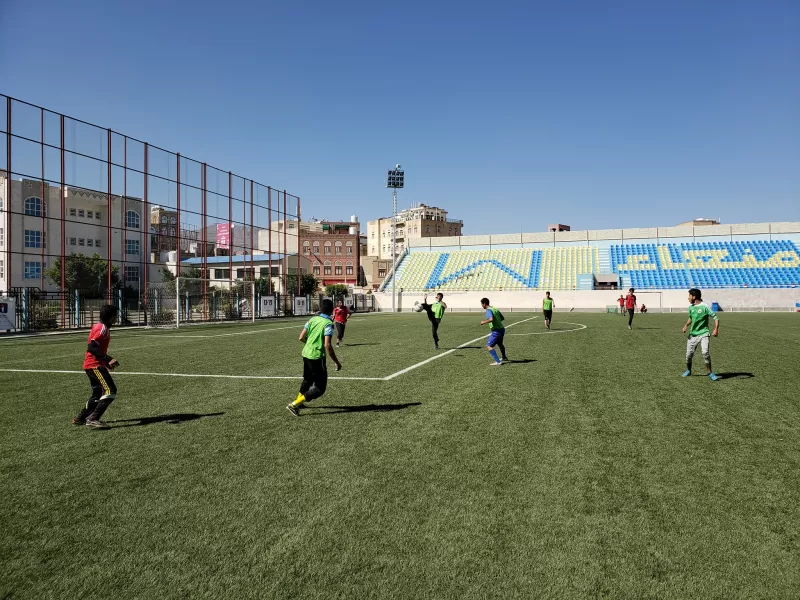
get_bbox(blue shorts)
[487,329,505,347]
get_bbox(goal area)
[143,278,256,328]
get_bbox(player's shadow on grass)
[109,412,225,427]
[304,402,421,416]
[342,343,378,347]
[717,372,755,380]
[503,359,536,364]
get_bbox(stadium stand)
[386,240,800,291]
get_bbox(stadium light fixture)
[386,165,404,313]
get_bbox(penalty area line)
[382,316,538,381]
[0,369,383,381]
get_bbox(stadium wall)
[407,222,800,251]
[374,288,799,312]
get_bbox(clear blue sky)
[2,0,798,234]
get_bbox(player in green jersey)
[682,288,720,381]
[542,291,554,330]
[421,293,447,349]
[480,298,509,366]
[287,299,342,416]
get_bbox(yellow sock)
[292,393,306,406]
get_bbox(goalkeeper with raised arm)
[287,299,342,416]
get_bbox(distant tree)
[160,266,205,297]
[325,284,349,298]
[286,272,319,296]
[44,253,120,298]
[253,276,272,296]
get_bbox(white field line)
[382,316,538,381]
[0,317,541,382]
[0,324,305,365]
[0,369,384,381]
[0,314,398,344]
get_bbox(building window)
[126,210,140,229]
[124,265,139,282]
[69,237,76,246]
[161,216,167,224]
[95,239,101,248]
[170,216,176,224]
[378,269,386,278]
[79,238,85,246]
[346,244,353,255]
[126,239,140,255]
[215,269,230,279]
[87,210,94,219]
[335,265,342,275]
[0,259,3,279]
[69,208,77,217]
[87,239,94,247]
[426,225,430,233]
[259,267,272,278]
[313,265,320,276]
[0,228,4,247]
[0,196,3,211]
[95,211,102,220]
[324,265,331,275]
[24,261,42,279]
[24,197,46,217]
[24,230,45,248]
[346,264,354,275]
[78,209,85,218]
[303,241,311,254]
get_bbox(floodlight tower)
[386,164,404,313]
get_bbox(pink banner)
[216,223,231,250]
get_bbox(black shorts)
[85,367,117,400]
[335,322,346,339]
[543,310,553,320]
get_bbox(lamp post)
[386,164,404,313]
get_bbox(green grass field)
[1,311,799,599]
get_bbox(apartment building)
[366,204,464,260]
[0,174,147,292]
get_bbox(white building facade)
[0,174,147,292]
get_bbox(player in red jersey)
[625,288,637,329]
[332,298,351,348]
[72,305,120,429]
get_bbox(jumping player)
[682,288,720,380]
[421,293,447,349]
[480,298,508,366]
[73,305,120,429]
[542,291,554,330]
[332,298,351,348]
[287,299,342,416]
[625,288,637,329]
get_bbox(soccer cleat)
[71,418,85,425]
[489,361,502,366]
[628,325,632,330]
[434,343,439,350]
[682,370,691,377]
[708,373,720,381]
[85,420,110,430]
[335,342,340,348]
[501,356,509,362]
[286,403,300,417]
